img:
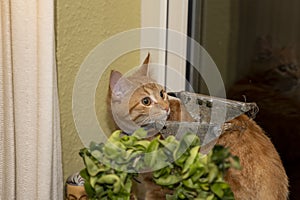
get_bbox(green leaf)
[182,179,197,189]
[199,183,210,191]
[190,166,206,182]
[206,194,215,200]
[174,152,189,167]
[90,176,98,188]
[132,140,150,151]
[109,130,122,142]
[231,155,242,170]
[196,190,211,199]
[182,146,200,173]
[131,128,147,139]
[158,136,178,152]
[166,194,176,200]
[97,174,122,193]
[123,178,132,193]
[183,133,200,147]
[154,174,181,186]
[83,180,95,198]
[83,155,102,176]
[79,168,89,181]
[173,133,199,166]
[212,145,230,163]
[208,164,219,183]
[120,135,137,147]
[91,149,103,161]
[144,138,162,168]
[94,184,104,195]
[211,183,224,198]
[146,137,160,152]
[174,139,188,161]
[104,141,126,159]
[153,166,172,178]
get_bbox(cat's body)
[109,54,288,199]
[219,115,288,200]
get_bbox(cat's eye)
[278,65,288,72]
[141,97,151,106]
[288,64,298,71]
[160,90,165,98]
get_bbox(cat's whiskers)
[134,111,168,127]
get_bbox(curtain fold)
[0,1,16,199]
[0,0,63,199]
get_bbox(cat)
[229,36,300,199]
[108,54,288,199]
[230,36,300,99]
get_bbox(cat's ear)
[254,35,273,61]
[143,52,150,65]
[109,70,133,97]
[134,53,150,76]
[109,70,123,91]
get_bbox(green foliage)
[79,129,147,200]
[153,140,240,200]
[79,129,240,200]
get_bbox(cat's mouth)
[145,112,169,125]
[151,113,169,121]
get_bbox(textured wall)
[56,0,140,182]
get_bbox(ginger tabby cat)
[108,54,288,199]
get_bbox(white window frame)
[141,0,188,92]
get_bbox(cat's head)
[252,36,300,91]
[109,54,170,133]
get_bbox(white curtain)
[0,0,63,199]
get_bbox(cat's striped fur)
[109,54,288,200]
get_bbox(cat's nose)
[164,106,170,112]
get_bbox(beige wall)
[56,0,141,182]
